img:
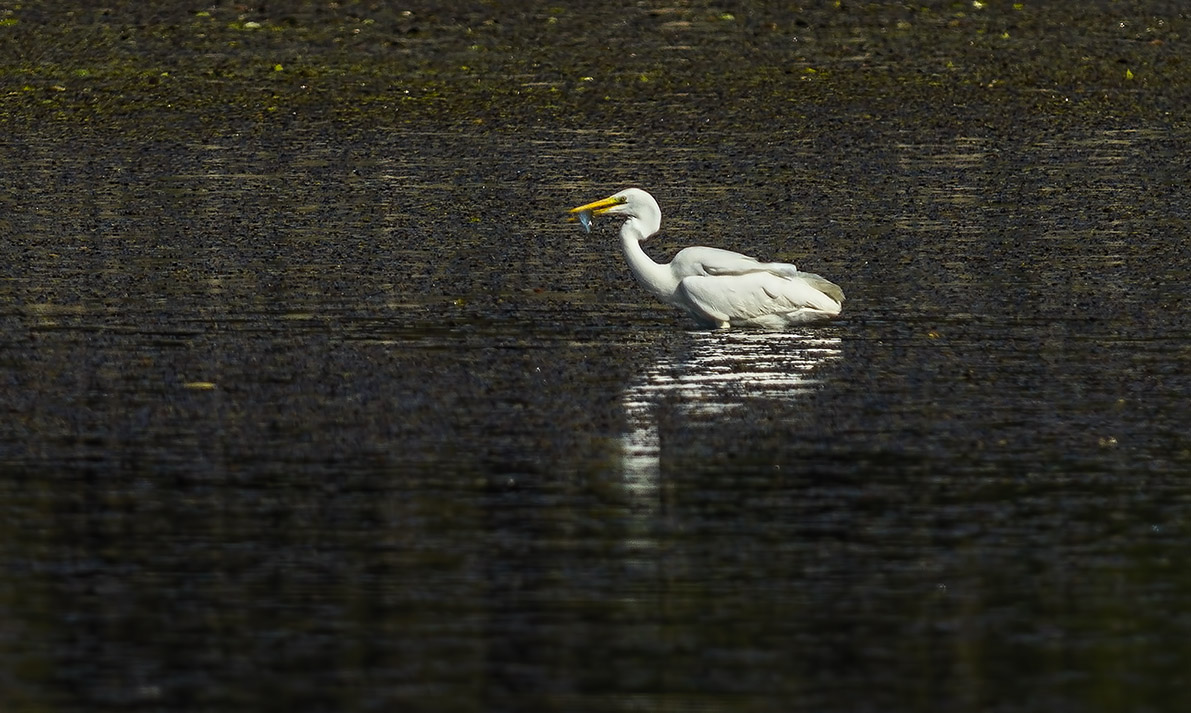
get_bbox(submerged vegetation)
[1,2,1187,134]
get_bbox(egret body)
[569,188,844,329]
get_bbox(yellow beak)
[566,194,627,222]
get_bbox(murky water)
[4,3,1191,712]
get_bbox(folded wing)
[676,271,843,327]
[670,246,802,279]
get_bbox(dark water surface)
[3,2,1191,712]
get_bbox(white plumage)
[569,188,844,329]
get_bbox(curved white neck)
[620,219,678,300]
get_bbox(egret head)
[568,188,661,240]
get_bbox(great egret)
[569,188,844,329]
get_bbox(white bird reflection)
[620,329,842,511]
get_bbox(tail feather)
[794,271,845,305]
